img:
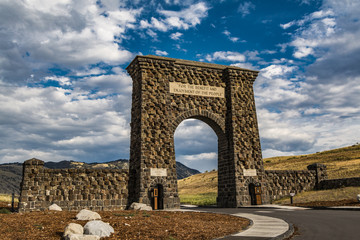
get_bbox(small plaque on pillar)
[243,169,257,176]
[150,168,167,177]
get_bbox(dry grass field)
[274,186,360,205]
[178,170,217,205]
[178,144,360,205]
[0,194,18,203]
[264,144,360,179]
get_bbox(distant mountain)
[0,163,23,195]
[0,160,200,195]
[176,161,201,179]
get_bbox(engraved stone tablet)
[169,82,225,98]
[243,169,257,177]
[150,168,167,177]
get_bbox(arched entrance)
[174,118,224,206]
[126,55,266,208]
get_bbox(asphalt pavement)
[181,205,360,240]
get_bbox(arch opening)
[174,116,228,206]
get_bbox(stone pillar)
[223,68,268,206]
[307,163,327,189]
[126,56,180,209]
[19,158,45,212]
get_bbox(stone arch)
[171,109,225,136]
[126,55,266,208]
[172,110,231,207]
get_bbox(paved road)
[183,206,360,240]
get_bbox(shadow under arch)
[172,109,232,207]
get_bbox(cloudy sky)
[0,0,359,172]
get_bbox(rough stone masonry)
[18,55,328,211]
[126,55,268,208]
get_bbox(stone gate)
[126,55,267,208]
[17,55,329,212]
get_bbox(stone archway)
[126,55,267,208]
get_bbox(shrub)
[0,208,11,214]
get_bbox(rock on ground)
[84,220,114,238]
[64,234,100,240]
[357,194,360,202]
[129,202,152,211]
[76,209,101,220]
[48,203,62,211]
[64,223,83,237]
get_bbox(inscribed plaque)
[169,82,224,98]
[243,169,257,177]
[150,168,167,177]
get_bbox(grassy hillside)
[178,144,360,205]
[264,144,360,179]
[178,170,217,205]
[274,186,360,205]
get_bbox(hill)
[0,160,200,195]
[178,144,360,205]
[264,143,360,179]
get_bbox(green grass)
[179,192,217,206]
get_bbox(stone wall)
[317,177,360,190]
[19,158,129,212]
[265,163,327,201]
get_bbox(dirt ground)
[0,202,249,240]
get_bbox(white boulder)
[48,203,62,211]
[129,202,152,211]
[64,223,83,237]
[64,234,100,240]
[357,194,360,202]
[76,209,101,221]
[84,220,114,238]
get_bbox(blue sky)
[0,0,359,172]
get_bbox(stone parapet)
[19,158,129,212]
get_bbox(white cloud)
[140,17,169,32]
[140,2,209,33]
[237,1,255,17]
[170,32,183,40]
[44,76,71,86]
[231,62,259,70]
[222,30,242,43]
[74,68,106,76]
[174,119,218,172]
[178,152,217,162]
[0,0,140,83]
[0,82,131,164]
[205,51,246,62]
[280,8,337,59]
[155,50,169,56]
[280,21,295,30]
[160,2,209,29]
[260,65,297,79]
